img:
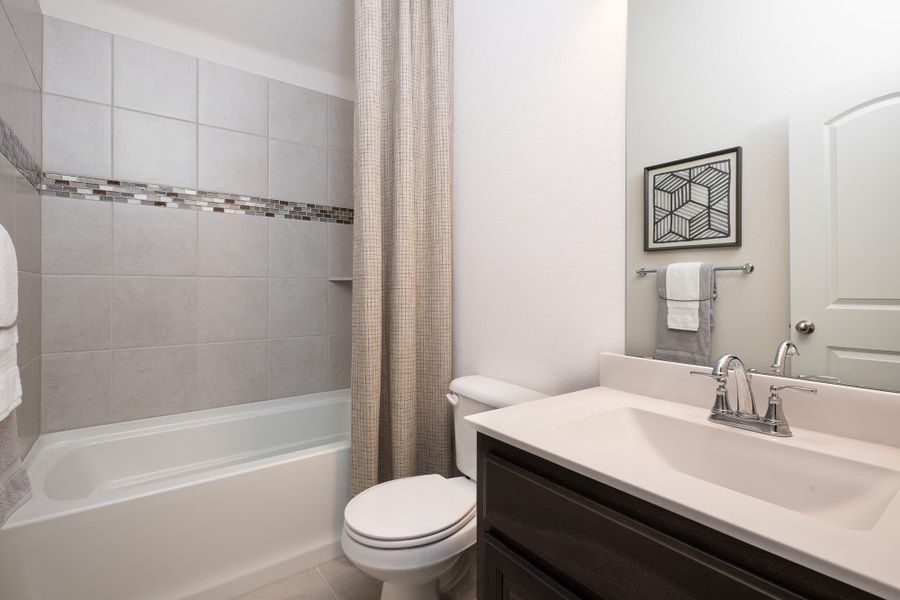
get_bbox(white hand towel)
[0,226,15,328]
[666,262,703,331]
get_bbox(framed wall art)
[644,147,742,251]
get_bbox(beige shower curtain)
[351,0,454,496]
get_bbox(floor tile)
[316,557,382,600]
[232,567,335,600]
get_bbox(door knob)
[795,320,816,334]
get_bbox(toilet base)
[381,579,439,600]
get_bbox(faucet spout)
[711,354,757,418]
[770,340,800,376]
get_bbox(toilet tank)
[448,376,547,479]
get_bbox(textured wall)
[0,0,43,457]
[453,0,628,396]
[40,18,353,432]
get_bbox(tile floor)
[233,556,382,600]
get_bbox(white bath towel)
[0,326,20,422]
[0,226,15,328]
[0,225,19,422]
[665,262,703,331]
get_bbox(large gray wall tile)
[16,356,39,455]
[0,157,14,237]
[198,61,266,135]
[41,351,112,432]
[111,345,198,421]
[0,14,15,137]
[327,150,352,209]
[111,277,197,348]
[13,46,37,160]
[329,282,351,335]
[113,109,197,188]
[43,17,110,104]
[42,195,112,274]
[43,94,111,177]
[268,336,327,399]
[113,36,197,121]
[113,203,198,275]
[4,0,42,85]
[328,223,353,279]
[197,341,267,408]
[268,80,326,147]
[13,174,39,273]
[268,278,328,338]
[17,270,39,365]
[198,212,267,277]
[42,276,111,353]
[198,126,267,197]
[268,218,326,278]
[328,334,350,390]
[327,96,353,152]
[269,140,326,204]
[197,278,267,343]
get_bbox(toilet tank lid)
[448,375,547,409]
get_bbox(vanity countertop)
[466,385,900,599]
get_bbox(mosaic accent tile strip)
[0,116,41,188]
[40,173,354,223]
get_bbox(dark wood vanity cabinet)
[476,434,880,600]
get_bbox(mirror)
[624,0,900,393]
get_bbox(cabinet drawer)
[482,534,579,600]
[481,453,803,600]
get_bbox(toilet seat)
[344,475,476,549]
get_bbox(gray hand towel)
[0,411,30,527]
[654,263,716,366]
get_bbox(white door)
[789,72,900,391]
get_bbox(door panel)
[790,74,900,391]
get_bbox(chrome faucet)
[711,354,756,417]
[770,340,799,376]
[692,353,816,437]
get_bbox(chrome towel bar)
[636,263,755,277]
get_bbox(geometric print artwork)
[653,160,731,243]
[644,147,741,251]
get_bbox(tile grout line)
[315,566,341,600]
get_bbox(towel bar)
[636,263,754,277]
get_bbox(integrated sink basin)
[561,407,900,531]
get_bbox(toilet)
[340,375,547,600]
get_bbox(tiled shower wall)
[40,17,353,432]
[0,0,42,457]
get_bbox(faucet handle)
[691,371,731,414]
[763,384,817,434]
[690,370,726,383]
[769,384,817,395]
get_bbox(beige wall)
[453,0,628,395]
[626,0,900,370]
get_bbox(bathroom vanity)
[476,434,876,600]
[467,354,900,600]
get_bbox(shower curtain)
[351,0,454,495]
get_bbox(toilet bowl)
[341,376,547,600]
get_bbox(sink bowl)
[560,408,900,531]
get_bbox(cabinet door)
[482,535,578,600]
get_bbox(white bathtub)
[0,390,350,600]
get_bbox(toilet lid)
[344,474,476,542]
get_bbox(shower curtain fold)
[351,0,454,495]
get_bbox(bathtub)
[0,389,350,600]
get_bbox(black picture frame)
[643,146,742,252]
